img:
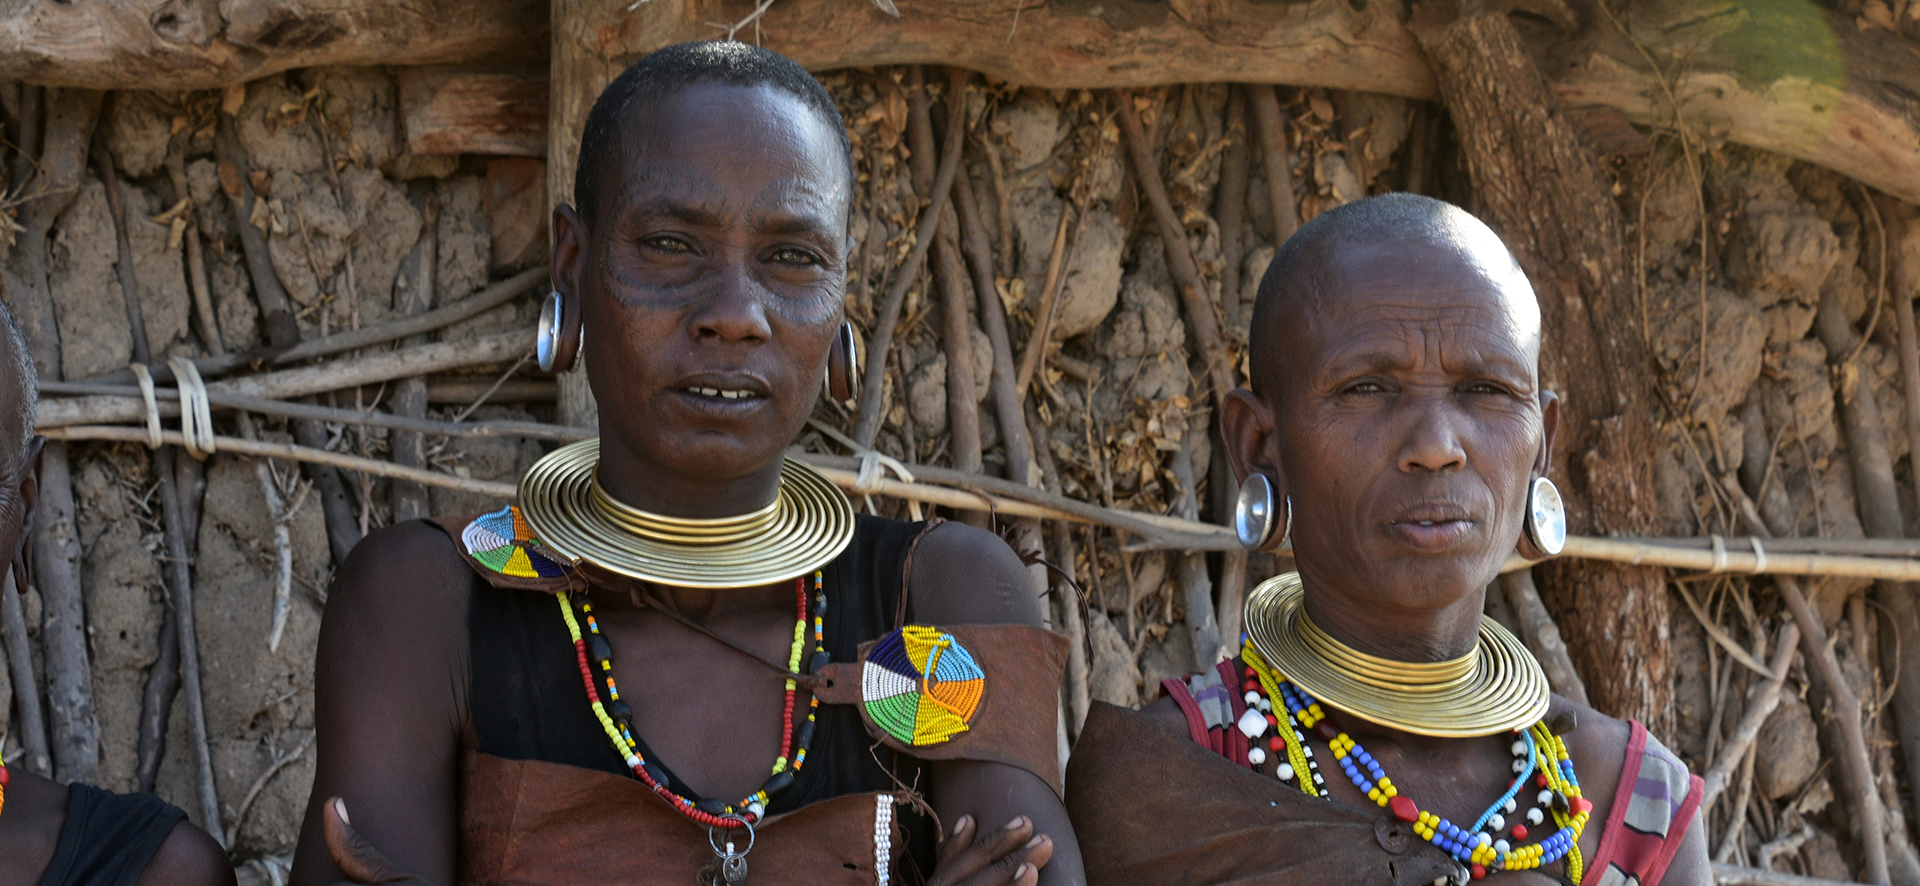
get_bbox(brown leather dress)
[1065,702,1458,886]
[433,511,1067,886]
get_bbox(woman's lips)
[1387,517,1476,550]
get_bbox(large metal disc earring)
[1236,475,1286,551]
[1518,476,1567,559]
[825,321,859,406]
[536,291,583,373]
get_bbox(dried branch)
[1699,619,1798,808]
[0,571,49,776]
[1247,85,1299,249]
[101,155,223,844]
[1498,570,1589,706]
[853,73,968,449]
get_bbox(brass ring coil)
[1244,573,1551,737]
[518,439,855,588]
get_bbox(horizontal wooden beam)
[400,67,550,156]
[0,0,546,91]
[591,0,1920,204]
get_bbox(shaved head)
[1247,193,1540,401]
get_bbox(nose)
[687,263,772,345]
[1398,396,1467,474]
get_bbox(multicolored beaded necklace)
[1239,641,1592,882]
[556,571,827,828]
[0,763,9,820]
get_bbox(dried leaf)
[221,83,246,116]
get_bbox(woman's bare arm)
[289,522,473,886]
[908,522,1087,886]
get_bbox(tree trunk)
[1412,4,1674,733]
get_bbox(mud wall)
[0,67,1913,881]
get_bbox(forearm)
[931,760,1085,886]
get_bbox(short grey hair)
[0,298,37,464]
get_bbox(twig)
[216,112,363,568]
[450,352,531,424]
[20,88,103,788]
[1613,535,1920,558]
[1013,199,1075,401]
[1214,86,1250,332]
[921,70,984,479]
[45,426,519,500]
[1675,581,1781,679]
[1114,89,1236,408]
[1247,85,1299,247]
[0,570,49,775]
[390,196,438,524]
[1700,620,1800,807]
[1498,570,1589,706]
[83,267,548,388]
[39,381,583,443]
[1869,192,1920,830]
[1170,439,1220,669]
[1715,745,1756,862]
[38,330,530,427]
[101,155,223,845]
[853,73,970,449]
[226,730,313,848]
[950,120,1037,487]
[1711,861,1863,886]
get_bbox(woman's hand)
[927,815,1055,886]
[321,799,433,886]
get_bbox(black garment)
[465,513,935,879]
[37,784,186,886]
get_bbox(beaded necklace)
[1240,641,1592,882]
[556,571,827,828]
[0,764,9,820]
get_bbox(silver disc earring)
[1522,476,1567,557]
[1236,475,1282,551]
[537,291,563,372]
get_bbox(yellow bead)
[1384,784,1399,798]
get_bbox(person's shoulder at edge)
[136,819,239,886]
[1,767,236,886]
[1552,694,1711,886]
[902,520,1046,628]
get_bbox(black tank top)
[38,784,186,886]
[464,514,935,879]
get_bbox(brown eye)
[770,247,819,266]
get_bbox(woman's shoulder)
[900,519,1042,626]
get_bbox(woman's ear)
[1220,388,1285,496]
[1535,390,1560,478]
[551,204,587,304]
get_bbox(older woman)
[1065,194,1708,886]
[290,42,1080,886]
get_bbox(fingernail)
[1004,816,1027,830]
[334,798,351,826]
[1026,834,1046,848]
[953,815,971,836]
[1016,864,1033,879]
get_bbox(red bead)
[1510,824,1528,840]
[1569,796,1593,815]
[1470,865,1486,880]
[1270,737,1284,751]
[1537,773,1549,788]
[1265,714,1279,727]
[1389,795,1418,822]
[1315,721,1338,741]
[0,765,9,786]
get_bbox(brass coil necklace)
[1243,573,1550,737]
[516,439,855,588]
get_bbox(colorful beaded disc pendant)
[862,626,985,747]
[462,506,568,579]
[558,571,828,828]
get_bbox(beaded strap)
[555,572,827,828]
[1239,640,1593,882]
